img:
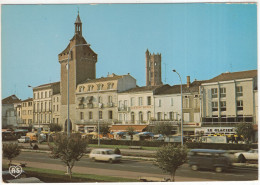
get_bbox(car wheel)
[91,157,96,162]
[109,159,113,164]
[215,167,223,173]
[238,154,246,163]
[191,165,198,171]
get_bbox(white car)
[17,136,30,143]
[89,149,122,163]
[234,149,258,163]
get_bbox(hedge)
[89,139,258,151]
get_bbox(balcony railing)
[149,120,179,126]
[118,107,130,112]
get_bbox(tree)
[99,125,110,137]
[126,126,135,144]
[49,133,88,178]
[152,123,173,137]
[49,123,63,133]
[154,144,187,182]
[2,143,21,166]
[235,122,254,144]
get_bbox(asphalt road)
[12,151,258,181]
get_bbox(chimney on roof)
[187,76,190,88]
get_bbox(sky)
[1,3,257,100]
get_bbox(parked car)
[188,149,232,173]
[89,149,122,163]
[17,136,30,143]
[234,149,258,163]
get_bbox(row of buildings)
[2,13,258,141]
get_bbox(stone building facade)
[74,73,136,133]
[32,82,60,131]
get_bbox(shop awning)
[110,125,148,132]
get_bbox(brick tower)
[146,49,162,86]
[58,12,97,131]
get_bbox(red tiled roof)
[2,95,21,104]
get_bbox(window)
[220,101,226,111]
[183,96,189,108]
[98,96,102,103]
[57,105,59,111]
[88,85,94,91]
[157,112,162,121]
[130,97,135,106]
[138,97,143,106]
[147,96,151,105]
[124,100,128,108]
[171,98,174,106]
[237,100,243,111]
[53,118,55,123]
[97,84,103,91]
[212,102,218,112]
[108,96,112,103]
[158,99,161,107]
[107,83,114,89]
[49,102,52,111]
[57,97,59,102]
[236,86,243,97]
[220,88,226,98]
[56,118,59,124]
[108,111,113,119]
[41,92,43,99]
[34,93,36,99]
[79,86,85,92]
[147,111,151,120]
[131,112,135,123]
[45,102,47,111]
[169,112,174,120]
[41,103,43,111]
[139,112,143,122]
[99,111,103,119]
[211,88,218,98]
[194,97,199,109]
[49,91,52,97]
[80,112,84,120]
[89,112,93,119]
[45,91,47,98]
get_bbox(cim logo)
[9,165,23,178]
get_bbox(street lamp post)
[28,85,41,143]
[172,70,183,146]
[67,43,90,137]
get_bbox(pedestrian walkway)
[4,159,213,182]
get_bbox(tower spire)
[75,11,82,35]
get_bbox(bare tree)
[2,143,21,166]
[154,144,187,182]
[49,133,88,178]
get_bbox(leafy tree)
[152,123,173,137]
[99,125,110,137]
[49,133,88,178]
[154,144,187,182]
[126,126,135,144]
[235,122,254,144]
[2,143,21,166]
[49,123,63,133]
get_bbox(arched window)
[147,111,151,121]
[139,112,143,123]
[131,112,135,124]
